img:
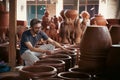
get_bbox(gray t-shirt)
[20,30,48,54]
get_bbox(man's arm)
[24,42,51,54]
[47,38,72,52]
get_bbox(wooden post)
[9,0,17,70]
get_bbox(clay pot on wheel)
[19,65,57,80]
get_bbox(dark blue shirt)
[20,30,48,54]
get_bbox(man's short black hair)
[30,18,41,27]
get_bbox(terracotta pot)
[58,72,91,80]
[56,50,77,68]
[90,14,107,26]
[80,11,90,19]
[79,26,112,74]
[19,65,57,80]
[64,9,78,20]
[34,78,64,80]
[44,10,49,17]
[42,54,72,71]
[0,76,21,80]
[106,44,120,78]
[0,11,9,27]
[0,11,9,42]
[109,25,120,44]
[69,67,90,73]
[34,59,65,73]
[0,71,20,80]
[60,9,66,20]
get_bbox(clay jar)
[109,25,120,44]
[56,50,77,68]
[58,72,91,80]
[79,25,112,74]
[42,54,72,71]
[19,65,57,80]
[80,11,90,19]
[60,9,66,20]
[90,14,107,26]
[34,59,65,73]
[64,9,78,20]
[44,9,49,17]
[106,44,120,78]
[0,11,9,42]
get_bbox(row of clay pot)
[18,47,79,80]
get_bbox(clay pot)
[56,50,77,68]
[19,65,57,80]
[80,11,90,19]
[60,9,66,20]
[0,11,9,42]
[58,72,91,80]
[69,67,89,73]
[34,78,64,80]
[0,76,20,80]
[44,9,49,17]
[106,44,120,78]
[34,59,65,73]
[109,25,120,44]
[0,71,20,80]
[79,25,112,74]
[42,54,72,71]
[0,11,9,27]
[90,14,107,26]
[64,9,78,20]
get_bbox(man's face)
[32,23,41,34]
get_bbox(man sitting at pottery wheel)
[20,18,71,66]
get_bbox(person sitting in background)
[20,18,71,66]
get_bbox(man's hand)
[63,48,74,53]
[45,50,53,55]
